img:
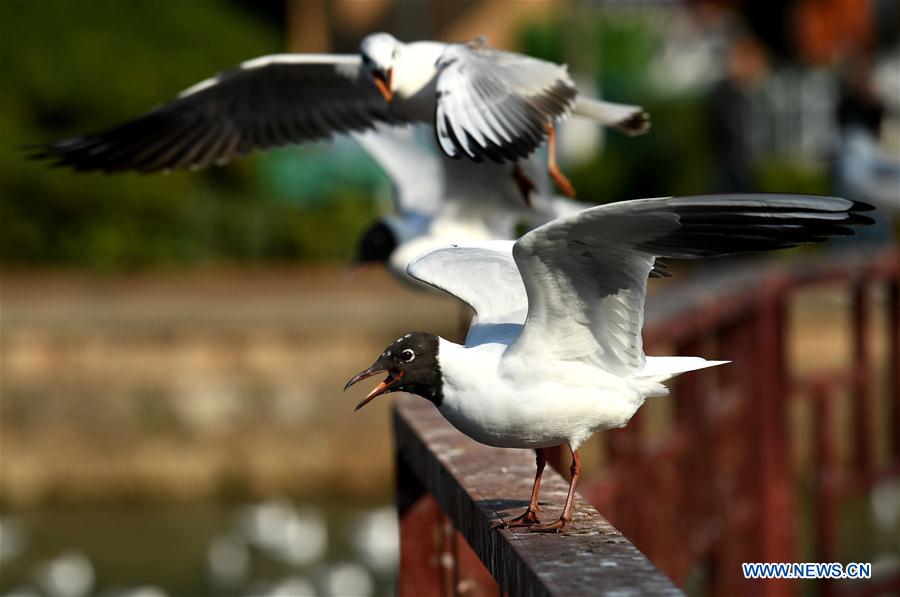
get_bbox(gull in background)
[29,33,649,197]
[345,194,873,532]
[351,124,589,286]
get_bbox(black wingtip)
[850,200,876,212]
[847,212,877,227]
[19,143,53,161]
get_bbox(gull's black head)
[344,332,442,410]
[355,220,398,264]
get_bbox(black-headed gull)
[351,124,589,286]
[345,194,873,532]
[29,33,648,196]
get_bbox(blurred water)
[0,500,397,597]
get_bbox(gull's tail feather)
[637,356,730,382]
[572,97,650,136]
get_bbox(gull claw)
[527,517,569,533]
[492,508,540,529]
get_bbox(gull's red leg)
[530,447,581,533]
[493,448,546,528]
[546,124,575,198]
[511,163,536,207]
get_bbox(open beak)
[372,68,393,103]
[344,365,404,411]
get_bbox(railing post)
[889,272,900,464]
[754,277,794,595]
[813,386,838,597]
[396,447,448,597]
[674,335,710,583]
[709,318,758,596]
[852,282,873,475]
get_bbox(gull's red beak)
[344,365,404,411]
[372,68,393,103]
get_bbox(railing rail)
[394,396,682,596]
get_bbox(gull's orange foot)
[528,517,568,533]
[492,508,540,529]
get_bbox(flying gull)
[29,33,649,197]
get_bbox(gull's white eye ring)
[400,349,415,362]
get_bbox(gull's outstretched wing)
[434,43,577,163]
[407,242,527,345]
[509,194,874,376]
[29,54,406,173]
[353,124,443,215]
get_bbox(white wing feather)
[434,43,577,162]
[406,242,527,345]
[352,124,443,215]
[510,194,869,375]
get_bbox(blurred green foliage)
[1,3,838,269]
[754,158,830,195]
[0,0,383,269]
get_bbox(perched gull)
[345,194,873,532]
[29,33,648,196]
[351,124,589,285]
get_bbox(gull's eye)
[400,349,415,363]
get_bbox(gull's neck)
[392,41,447,121]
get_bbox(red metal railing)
[572,246,900,596]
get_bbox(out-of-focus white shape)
[237,500,327,566]
[0,518,27,563]
[838,128,900,212]
[35,552,95,597]
[872,49,900,112]
[238,499,295,549]
[206,532,249,586]
[871,478,900,531]
[646,8,728,95]
[275,507,328,566]
[322,562,373,597]
[268,576,317,597]
[352,507,399,574]
[103,586,169,597]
